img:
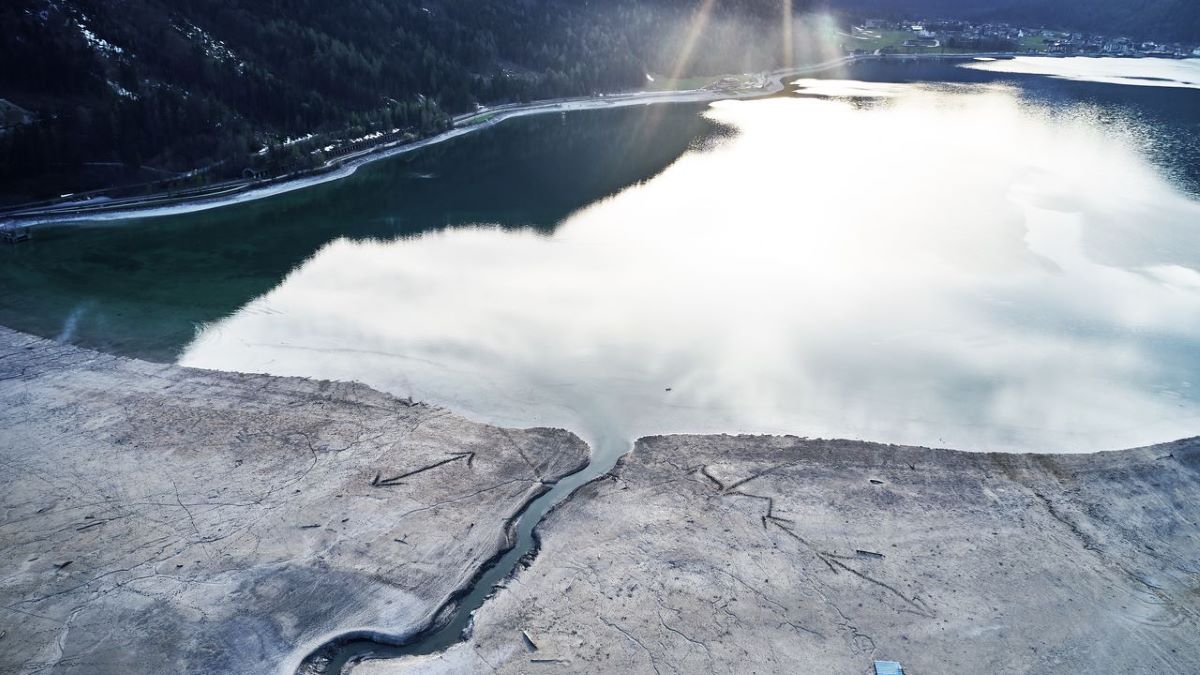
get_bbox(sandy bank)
[0,56,870,226]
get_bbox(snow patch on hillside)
[72,10,125,57]
[175,20,247,74]
[107,80,137,99]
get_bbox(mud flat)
[0,327,589,675]
[362,434,1200,674]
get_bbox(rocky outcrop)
[365,434,1200,674]
[0,328,589,675]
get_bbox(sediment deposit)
[365,434,1200,674]
[0,328,588,675]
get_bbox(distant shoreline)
[0,84,786,227]
[2,52,1185,227]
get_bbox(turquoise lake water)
[4,58,1200,452]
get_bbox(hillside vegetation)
[0,0,1195,203]
[0,0,820,202]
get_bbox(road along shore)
[2,53,1025,227]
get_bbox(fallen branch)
[373,452,475,486]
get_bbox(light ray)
[669,0,721,84]
[781,0,794,70]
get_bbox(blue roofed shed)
[874,661,904,675]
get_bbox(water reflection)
[0,105,713,360]
[181,83,1200,452]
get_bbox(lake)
[4,58,1200,453]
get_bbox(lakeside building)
[850,18,1200,58]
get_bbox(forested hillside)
[0,0,812,202]
[0,0,1196,204]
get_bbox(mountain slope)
[1,0,1195,203]
[0,0,809,201]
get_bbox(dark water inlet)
[300,434,631,674]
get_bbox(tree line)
[2,0,1192,203]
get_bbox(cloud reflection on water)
[181,83,1200,452]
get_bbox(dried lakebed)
[2,327,1200,673]
[360,436,1200,674]
[0,328,588,674]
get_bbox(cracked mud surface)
[364,435,1200,674]
[0,328,589,675]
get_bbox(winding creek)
[2,57,1200,672]
[302,435,630,673]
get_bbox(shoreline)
[3,323,1198,674]
[0,52,1024,228]
[4,52,1193,229]
[3,47,1199,673]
